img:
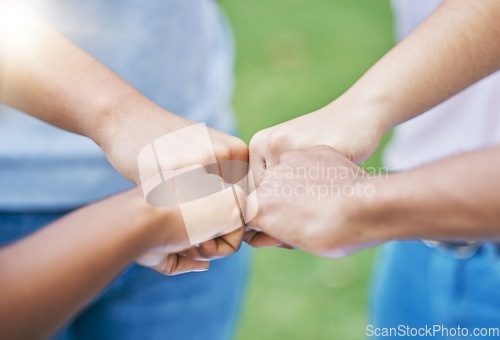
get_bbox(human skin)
[0,9,249,337]
[248,146,500,257]
[0,4,248,267]
[246,0,500,246]
[0,187,245,339]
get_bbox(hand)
[245,99,384,247]
[247,146,386,257]
[132,182,247,275]
[97,101,248,185]
[249,100,383,183]
[95,101,248,264]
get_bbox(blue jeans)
[0,211,250,340]
[371,241,500,339]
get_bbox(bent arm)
[0,2,249,272]
[248,0,500,187]
[0,2,159,145]
[0,189,205,340]
[335,0,500,133]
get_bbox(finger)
[153,253,210,276]
[193,226,245,260]
[228,138,250,162]
[278,243,296,250]
[245,192,296,249]
[178,226,245,260]
[249,129,271,186]
[209,130,249,162]
[177,245,204,259]
[244,190,260,224]
[243,229,283,248]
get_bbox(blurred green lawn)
[220,1,395,339]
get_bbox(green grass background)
[219,1,395,339]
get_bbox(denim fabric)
[370,241,500,339]
[0,211,250,340]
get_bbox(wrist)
[333,86,396,135]
[345,175,410,244]
[136,202,177,250]
[88,90,161,148]
[114,189,174,252]
[319,97,386,163]
[138,198,191,251]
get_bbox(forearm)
[0,3,161,144]
[0,189,167,339]
[330,0,500,133]
[358,146,500,242]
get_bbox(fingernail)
[200,263,210,272]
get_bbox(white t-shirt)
[384,0,500,171]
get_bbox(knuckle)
[156,255,176,276]
[249,129,270,152]
[232,240,242,252]
[213,144,231,161]
[267,129,291,154]
[228,138,249,161]
[277,150,296,164]
[220,245,239,257]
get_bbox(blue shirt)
[0,0,236,210]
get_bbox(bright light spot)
[0,3,36,50]
[0,4,28,29]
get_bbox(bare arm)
[246,0,500,247]
[0,188,210,339]
[0,2,248,182]
[340,0,500,132]
[0,2,139,143]
[250,0,500,171]
[361,146,500,242]
[0,3,248,261]
[248,146,500,257]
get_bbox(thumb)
[249,129,271,187]
[154,254,210,275]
